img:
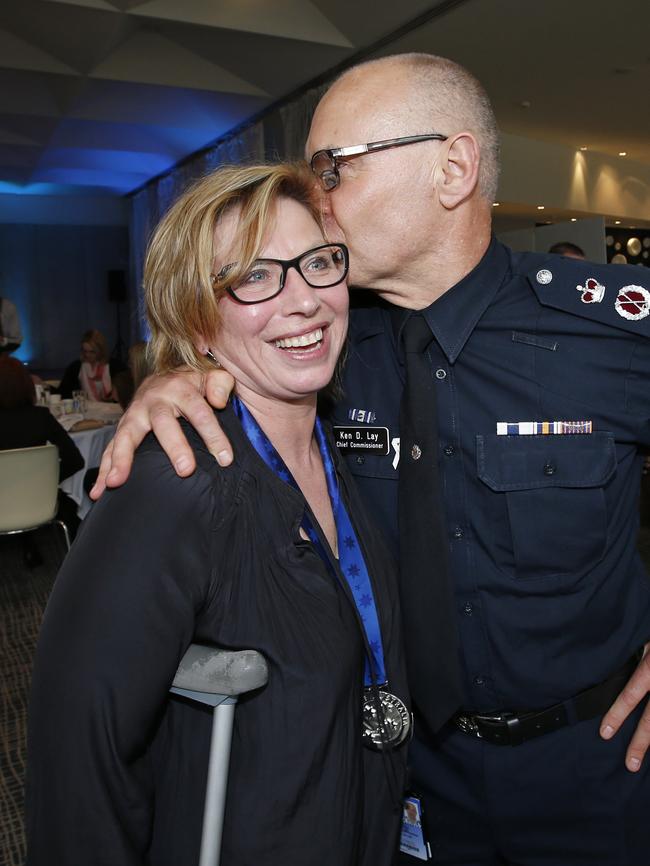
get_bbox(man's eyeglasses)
[310,133,448,192]
[213,243,349,305]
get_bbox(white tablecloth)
[57,401,123,430]
[60,424,117,518]
[84,401,123,423]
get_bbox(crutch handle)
[170,645,268,866]
[172,644,268,697]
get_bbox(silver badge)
[577,277,605,304]
[362,687,411,751]
[614,285,650,321]
[536,269,553,285]
[411,444,422,461]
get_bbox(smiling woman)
[26,163,409,866]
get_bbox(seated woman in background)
[128,340,151,390]
[57,328,125,400]
[82,340,151,493]
[110,340,152,410]
[27,163,408,866]
[0,355,83,546]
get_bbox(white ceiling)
[0,0,648,196]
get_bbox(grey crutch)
[171,644,268,866]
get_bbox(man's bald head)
[316,53,500,203]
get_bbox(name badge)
[333,426,390,455]
[400,795,431,860]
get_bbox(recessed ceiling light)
[570,218,577,222]
[615,220,621,225]
[580,146,588,151]
[537,205,545,210]
[492,202,500,207]
[618,151,627,157]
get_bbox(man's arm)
[90,368,235,499]
[600,644,650,771]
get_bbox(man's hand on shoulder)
[90,367,235,500]
[600,643,650,771]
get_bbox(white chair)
[0,443,71,551]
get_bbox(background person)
[128,340,151,390]
[82,342,151,494]
[90,53,650,866]
[57,328,125,400]
[0,294,22,354]
[26,163,408,866]
[0,355,82,553]
[547,240,585,259]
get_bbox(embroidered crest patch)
[576,277,605,304]
[614,285,650,321]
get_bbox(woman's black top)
[0,404,83,480]
[26,404,408,866]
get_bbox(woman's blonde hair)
[80,329,108,363]
[145,162,320,374]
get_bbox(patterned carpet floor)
[0,529,66,866]
[2,519,650,866]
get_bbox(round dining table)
[58,401,122,518]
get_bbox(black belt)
[453,651,641,746]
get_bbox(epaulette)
[524,255,650,338]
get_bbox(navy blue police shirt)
[329,237,650,714]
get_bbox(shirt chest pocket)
[477,432,617,580]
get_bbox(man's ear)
[436,132,481,209]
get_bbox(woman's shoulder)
[129,410,247,519]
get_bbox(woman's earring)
[205,349,222,368]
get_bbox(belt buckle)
[455,714,482,738]
[476,711,522,745]
[476,711,512,724]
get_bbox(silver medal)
[362,687,411,751]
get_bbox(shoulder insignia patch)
[614,285,650,321]
[577,277,605,304]
[526,257,650,337]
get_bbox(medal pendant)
[362,687,411,751]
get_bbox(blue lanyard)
[232,396,387,687]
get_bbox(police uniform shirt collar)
[403,237,511,364]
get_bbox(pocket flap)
[477,431,616,491]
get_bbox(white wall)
[499,217,607,263]
[498,134,650,222]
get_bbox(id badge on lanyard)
[399,794,431,860]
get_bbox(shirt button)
[435,368,447,380]
[543,462,556,476]
[356,456,365,465]
[463,602,474,616]
[473,675,486,686]
[453,527,464,540]
[444,445,455,456]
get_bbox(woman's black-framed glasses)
[214,243,349,305]
[310,133,449,192]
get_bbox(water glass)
[72,390,87,415]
